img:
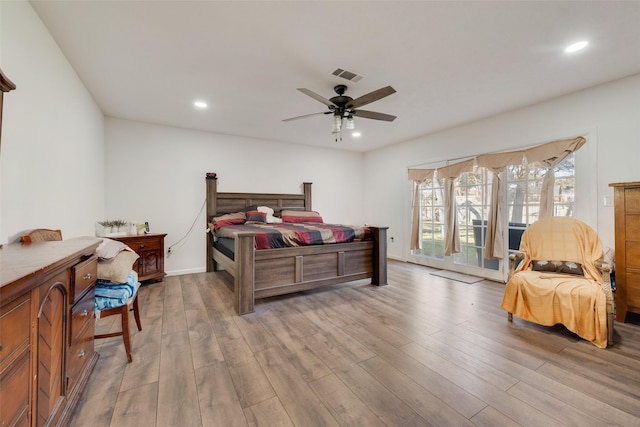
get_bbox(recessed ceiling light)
[352,132,361,138]
[565,40,588,53]
[194,101,208,108]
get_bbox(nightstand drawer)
[70,289,95,344]
[72,256,97,303]
[125,236,162,253]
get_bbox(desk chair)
[21,228,62,243]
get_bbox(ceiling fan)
[283,84,396,134]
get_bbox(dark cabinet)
[610,181,640,322]
[110,234,167,282]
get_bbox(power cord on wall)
[167,198,206,255]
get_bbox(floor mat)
[430,270,483,283]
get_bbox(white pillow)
[257,206,282,223]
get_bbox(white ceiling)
[30,1,640,152]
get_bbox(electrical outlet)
[603,196,613,207]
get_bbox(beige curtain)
[408,168,435,182]
[408,169,437,251]
[529,136,585,218]
[539,170,556,218]
[484,170,504,259]
[439,159,474,256]
[410,181,422,250]
[408,136,586,260]
[409,136,584,185]
[443,178,460,256]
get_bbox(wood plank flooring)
[71,260,640,426]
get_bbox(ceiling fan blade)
[297,88,336,107]
[353,109,397,122]
[347,86,396,109]
[282,111,330,122]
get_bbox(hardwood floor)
[71,260,640,427]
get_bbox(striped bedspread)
[214,222,371,250]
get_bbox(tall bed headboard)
[205,177,312,271]
[206,177,312,217]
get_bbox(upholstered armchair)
[501,216,614,348]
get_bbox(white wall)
[105,118,365,275]
[364,73,640,261]
[0,1,105,244]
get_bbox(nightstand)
[111,233,167,282]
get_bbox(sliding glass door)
[410,154,575,282]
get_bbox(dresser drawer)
[0,294,30,366]
[624,187,640,212]
[0,353,30,426]
[625,214,640,240]
[66,314,95,392]
[72,256,97,304]
[625,241,640,269]
[125,236,162,253]
[626,269,640,308]
[70,289,95,344]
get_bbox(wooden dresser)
[609,181,640,322]
[110,233,166,282]
[0,238,101,426]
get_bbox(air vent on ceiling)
[331,68,363,83]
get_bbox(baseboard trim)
[166,267,207,277]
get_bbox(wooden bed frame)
[206,177,388,314]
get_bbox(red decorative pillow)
[245,210,267,223]
[212,212,246,230]
[280,210,324,223]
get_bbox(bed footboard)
[216,226,388,315]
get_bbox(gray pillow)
[532,260,584,276]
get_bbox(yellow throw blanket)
[501,217,607,348]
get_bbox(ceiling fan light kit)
[283,84,397,138]
[345,116,355,130]
[332,114,342,134]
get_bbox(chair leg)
[132,294,142,331]
[607,311,614,347]
[121,305,133,363]
[507,312,513,322]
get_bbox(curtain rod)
[408,155,475,169]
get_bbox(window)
[414,177,445,259]
[505,153,575,258]
[453,168,497,270]
[412,153,576,275]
